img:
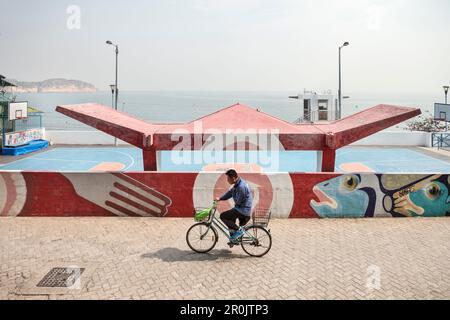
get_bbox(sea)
[14,91,440,131]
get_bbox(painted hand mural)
[62,173,172,217]
[383,175,450,217]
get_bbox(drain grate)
[37,267,85,288]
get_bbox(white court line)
[337,149,450,166]
[364,158,450,166]
[70,149,137,171]
[336,149,430,159]
[0,155,43,166]
[0,148,58,167]
[106,150,136,171]
[31,158,99,163]
[1,148,138,171]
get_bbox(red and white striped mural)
[1,171,448,218]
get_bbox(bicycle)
[186,201,272,257]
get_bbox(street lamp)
[110,84,116,108]
[106,40,119,146]
[338,41,349,119]
[444,86,449,104]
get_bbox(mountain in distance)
[7,78,97,93]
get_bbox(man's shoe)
[227,241,236,248]
[230,228,244,240]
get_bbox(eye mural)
[310,174,450,218]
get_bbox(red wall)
[1,171,448,218]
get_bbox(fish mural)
[310,174,450,218]
[310,174,384,218]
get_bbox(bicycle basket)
[194,207,211,222]
[252,208,271,227]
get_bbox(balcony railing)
[294,109,338,124]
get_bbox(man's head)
[225,169,239,185]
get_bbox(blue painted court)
[0,147,143,172]
[0,146,449,173]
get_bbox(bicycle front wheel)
[241,225,272,257]
[186,222,218,253]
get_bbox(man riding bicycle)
[214,169,253,241]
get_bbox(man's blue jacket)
[219,178,253,216]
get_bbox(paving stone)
[0,217,449,299]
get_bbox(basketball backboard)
[8,101,28,121]
[434,103,450,122]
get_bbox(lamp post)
[110,84,116,108]
[338,41,349,119]
[106,40,119,146]
[444,86,449,105]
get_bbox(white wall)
[45,130,129,146]
[298,93,335,117]
[45,130,432,147]
[350,131,432,147]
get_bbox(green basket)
[194,207,211,222]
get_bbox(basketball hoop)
[16,116,28,124]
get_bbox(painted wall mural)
[0,171,449,218]
[309,174,450,218]
[0,172,27,217]
[5,128,45,147]
[193,169,294,219]
[63,173,172,217]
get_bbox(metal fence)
[431,132,450,150]
[1,114,43,133]
[13,115,42,132]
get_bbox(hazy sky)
[1,0,449,94]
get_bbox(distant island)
[7,78,97,93]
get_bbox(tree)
[404,111,447,132]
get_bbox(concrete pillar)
[143,147,157,171]
[321,148,336,172]
[316,151,323,172]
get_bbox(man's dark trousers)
[220,208,250,231]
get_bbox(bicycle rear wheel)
[186,222,218,253]
[241,225,272,257]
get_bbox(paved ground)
[1,217,450,300]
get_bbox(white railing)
[294,109,338,123]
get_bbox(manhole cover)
[37,267,85,288]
